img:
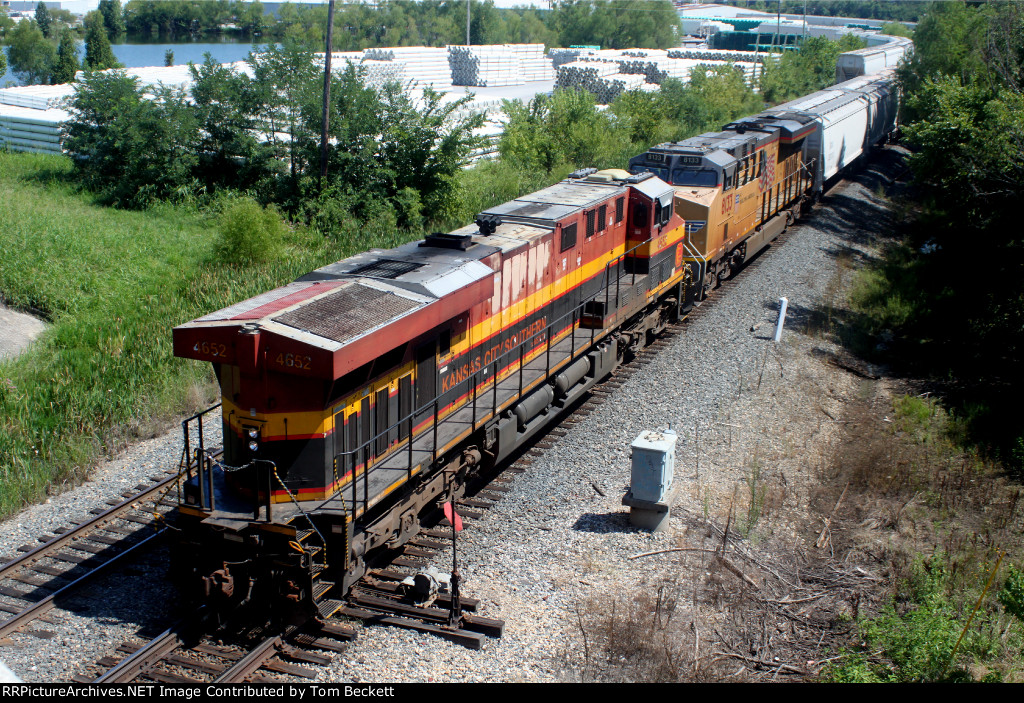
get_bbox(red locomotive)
[172,167,694,621]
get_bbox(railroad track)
[6,201,806,683]
[315,207,801,651]
[0,461,198,642]
[77,609,355,684]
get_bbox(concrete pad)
[0,303,47,362]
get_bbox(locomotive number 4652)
[275,352,312,370]
[193,341,227,358]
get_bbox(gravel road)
[0,147,904,683]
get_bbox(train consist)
[171,39,908,625]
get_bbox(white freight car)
[835,35,912,82]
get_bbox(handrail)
[218,234,691,521]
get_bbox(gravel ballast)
[0,148,904,682]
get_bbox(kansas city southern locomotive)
[171,46,905,624]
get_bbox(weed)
[214,197,285,265]
[823,553,1020,682]
[742,458,767,536]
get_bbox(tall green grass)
[0,151,581,517]
[0,153,347,517]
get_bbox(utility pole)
[320,0,337,185]
[466,0,471,45]
[802,0,807,44]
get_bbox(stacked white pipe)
[589,73,648,104]
[363,47,452,90]
[616,57,694,84]
[0,103,68,155]
[548,47,598,68]
[555,60,619,91]
[447,44,553,87]
[0,85,74,154]
[668,48,778,64]
[323,53,408,88]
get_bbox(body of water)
[1,40,269,88]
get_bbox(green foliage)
[62,42,481,236]
[500,88,620,172]
[214,197,285,265]
[849,1,1024,465]
[0,11,15,45]
[164,48,174,66]
[662,65,762,135]
[0,150,343,518]
[64,71,200,207]
[35,2,51,38]
[1000,565,1024,624]
[52,30,80,85]
[879,21,912,39]
[188,54,283,195]
[0,39,7,79]
[499,65,761,177]
[98,0,127,43]
[6,18,56,85]
[550,0,680,50]
[823,555,1005,683]
[760,35,866,103]
[84,10,121,71]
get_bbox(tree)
[551,0,681,50]
[98,0,126,43]
[84,11,121,71]
[165,49,174,66]
[52,29,80,84]
[0,46,6,80]
[500,88,620,172]
[35,1,51,38]
[6,18,56,85]
[189,54,282,193]
[64,70,201,207]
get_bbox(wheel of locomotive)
[717,260,731,287]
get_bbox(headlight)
[248,441,259,452]
[247,428,259,439]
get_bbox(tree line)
[112,0,681,50]
[2,1,122,84]
[846,1,1024,469]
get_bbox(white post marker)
[774,297,789,343]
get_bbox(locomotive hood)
[173,257,494,380]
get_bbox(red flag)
[443,501,464,532]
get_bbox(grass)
[0,148,588,519]
[821,392,1024,682]
[0,152,357,517]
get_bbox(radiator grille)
[274,284,420,344]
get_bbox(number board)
[678,155,703,166]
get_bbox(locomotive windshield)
[630,165,669,181]
[670,169,719,187]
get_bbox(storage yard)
[0,42,782,157]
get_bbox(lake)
[1,40,270,87]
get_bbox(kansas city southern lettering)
[440,317,548,394]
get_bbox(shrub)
[214,198,285,265]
